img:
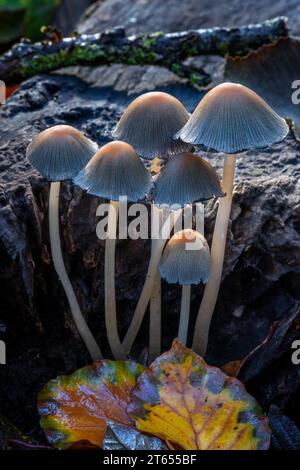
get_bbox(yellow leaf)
[129,340,270,450]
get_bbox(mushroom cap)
[154,152,224,207]
[112,91,192,160]
[176,82,289,153]
[74,140,152,201]
[159,229,211,285]
[26,125,98,181]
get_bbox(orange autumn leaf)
[129,340,270,450]
[38,360,144,449]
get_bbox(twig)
[0,17,288,86]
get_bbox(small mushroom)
[114,91,191,359]
[123,152,223,359]
[160,229,211,345]
[177,82,289,355]
[154,152,224,207]
[112,91,192,160]
[26,124,101,361]
[74,141,152,360]
[152,152,220,351]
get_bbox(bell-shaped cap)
[112,91,192,160]
[74,141,152,201]
[176,82,289,153]
[26,125,98,181]
[154,152,224,207]
[159,229,211,285]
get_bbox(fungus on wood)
[74,140,152,360]
[112,91,192,160]
[160,229,211,346]
[154,152,224,207]
[115,92,191,358]
[176,82,289,356]
[26,124,101,361]
[153,152,222,349]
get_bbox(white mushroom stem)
[105,200,126,360]
[123,208,182,354]
[149,256,162,362]
[49,181,102,361]
[149,205,162,362]
[192,154,236,356]
[196,202,205,235]
[178,203,204,346]
[178,285,191,344]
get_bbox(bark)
[0,16,288,86]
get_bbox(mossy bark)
[0,17,288,86]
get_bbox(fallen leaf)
[225,37,300,139]
[103,421,167,450]
[129,340,270,450]
[38,360,144,449]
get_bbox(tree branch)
[0,16,288,86]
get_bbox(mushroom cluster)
[26,83,289,363]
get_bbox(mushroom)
[159,229,211,345]
[176,82,289,355]
[112,91,192,160]
[153,152,221,350]
[26,124,101,361]
[74,141,152,360]
[123,151,223,358]
[114,91,192,358]
[154,152,224,207]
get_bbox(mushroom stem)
[192,154,236,356]
[178,285,191,345]
[196,202,205,235]
[177,203,194,346]
[49,181,102,361]
[105,200,126,360]
[149,206,162,362]
[123,208,182,354]
[149,254,162,362]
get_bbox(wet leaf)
[225,37,300,139]
[38,360,144,449]
[129,340,270,450]
[103,421,168,450]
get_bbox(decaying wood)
[0,16,288,86]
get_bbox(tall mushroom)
[113,91,192,357]
[176,82,289,355]
[74,141,152,360]
[26,124,101,361]
[160,229,211,345]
